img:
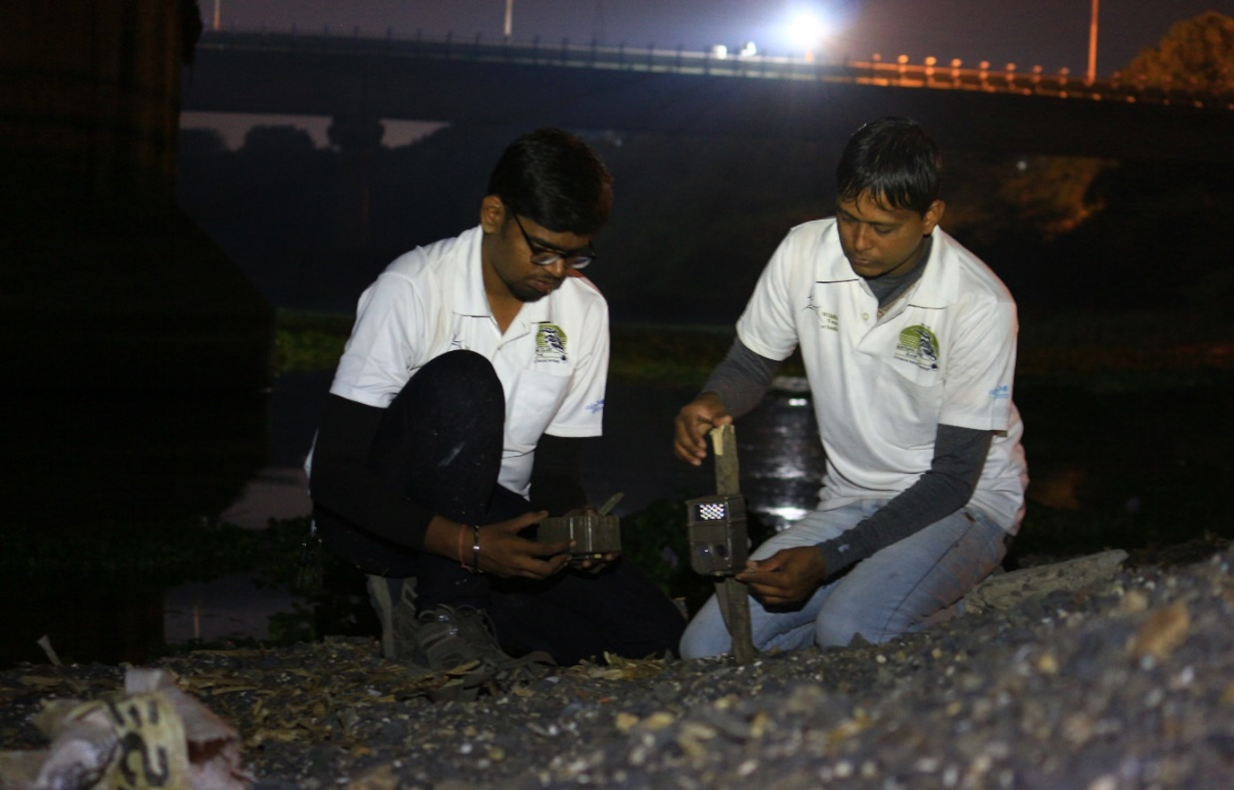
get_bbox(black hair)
[835,117,941,216]
[486,128,613,236]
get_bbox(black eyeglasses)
[510,212,596,270]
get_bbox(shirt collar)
[816,221,954,314]
[454,226,490,317]
[453,224,554,331]
[899,231,956,310]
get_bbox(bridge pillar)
[327,114,385,251]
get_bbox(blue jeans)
[679,501,1008,659]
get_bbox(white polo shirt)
[329,225,609,497]
[737,219,1027,531]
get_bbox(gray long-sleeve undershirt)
[702,340,992,577]
[700,244,994,579]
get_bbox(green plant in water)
[272,309,353,376]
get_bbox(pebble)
[5,548,1233,789]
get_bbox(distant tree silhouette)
[176,109,1233,320]
[942,14,1231,276]
[942,152,1115,250]
[1122,12,1234,95]
[240,125,318,160]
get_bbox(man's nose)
[542,259,568,278]
[852,225,874,251]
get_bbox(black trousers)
[317,350,684,664]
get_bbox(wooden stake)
[710,424,757,664]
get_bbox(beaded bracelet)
[471,524,483,573]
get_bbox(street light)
[504,0,513,43]
[1087,0,1099,84]
[787,10,828,61]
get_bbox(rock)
[964,549,1129,613]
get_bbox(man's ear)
[480,195,505,233]
[922,200,945,235]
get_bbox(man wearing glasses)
[308,129,684,687]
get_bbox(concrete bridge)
[182,29,1234,164]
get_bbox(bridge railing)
[197,28,1234,112]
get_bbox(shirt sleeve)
[938,295,1019,432]
[545,290,609,438]
[735,228,808,363]
[313,265,438,549]
[330,272,432,408]
[701,338,780,419]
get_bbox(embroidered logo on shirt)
[586,398,605,414]
[989,385,1010,400]
[535,322,568,363]
[895,324,940,371]
[805,294,839,331]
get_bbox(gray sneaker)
[413,605,556,673]
[408,604,557,700]
[411,604,516,671]
[366,575,418,660]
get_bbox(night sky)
[207,0,1232,77]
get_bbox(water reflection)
[585,378,824,533]
[163,574,302,644]
[1,388,271,666]
[729,379,825,532]
[7,361,1227,666]
[221,374,824,534]
[0,375,828,666]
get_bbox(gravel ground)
[3,544,1234,790]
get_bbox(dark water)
[257,373,825,529]
[0,375,823,667]
[586,379,825,531]
[5,390,268,526]
[9,367,1228,667]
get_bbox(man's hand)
[475,511,572,579]
[674,392,732,466]
[735,547,828,607]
